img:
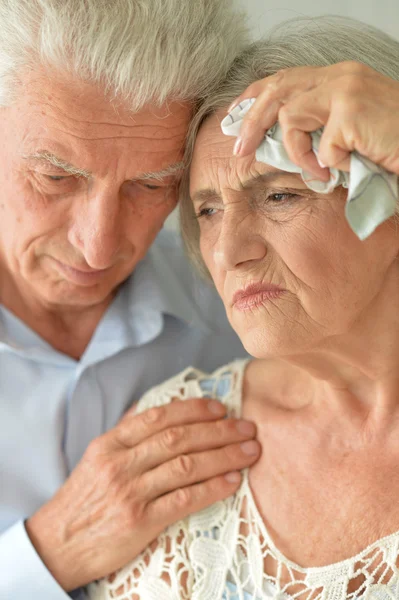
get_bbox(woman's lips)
[232,282,285,311]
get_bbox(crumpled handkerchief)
[221,98,398,240]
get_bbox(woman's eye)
[267,192,299,202]
[196,207,218,219]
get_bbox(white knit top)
[88,360,399,600]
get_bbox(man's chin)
[35,280,120,309]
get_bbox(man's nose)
[68,190,124,269]
[214,209,267,271]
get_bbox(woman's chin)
[235,324,318,359]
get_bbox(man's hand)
[230,61,399,179]
[26,398,260,590]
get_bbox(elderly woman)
[89,16,399,600]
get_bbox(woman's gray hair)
[180,16,399,277]
[0,0,249,109]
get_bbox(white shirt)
[0,230,247,600]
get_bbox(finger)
[235,68,330,158]
[139,438,261,501]
[227,75,278,112]
[317,115,352,172]
[283,129,330,181]
[228,66,320,114]
[130,417,257,475]
[234,97,283,157]
[145,471,244,531]
[114,397,227,449]
[277,88,332,178]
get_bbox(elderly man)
[0,1,261,598]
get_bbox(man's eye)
[142,183,162,191]
[46,175,68,181]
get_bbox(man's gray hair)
[0,0,249,109]
[179,16,399,277]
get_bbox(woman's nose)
[68,190,123,269]
[214,209,267,271]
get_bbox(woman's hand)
[230,61,399,179]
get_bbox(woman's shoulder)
[135,359,249,417]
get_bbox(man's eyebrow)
[191,171,295,203]
[23,153,184,183]
[22,151,92,178]
[134,161,185,183]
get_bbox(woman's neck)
[251,264,399,424]
[242,267,399,566]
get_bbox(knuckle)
[101,456,121,483]
[274,68,289,83]
[341,60,367,76]
[342,74,365,97]
[172,487,192,510]
[241,82,259,98]
[224,442,242,461]
[242,112,258,130]
[127,444,142,467]
[240,77,269,99]
[85,436,106,462]
[278,103,291,125]
[141,406,165,427]
[162,426,185,451]
[171,454,195,478]
[218,417,236,436]
[334,85,362,116]
[119,499,146,530]
[191,397,212,413]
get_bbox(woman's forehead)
[191,112,302,191]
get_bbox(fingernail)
[236,420,255,436]
[318,158,327,169]
[241,440,259,455]
[208,399,226,415]
[233,137,242,156]
[225,471,241,483]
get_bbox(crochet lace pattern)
[88,361,399,600]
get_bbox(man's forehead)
[14,72,191,180]
[23,66,189,125]
[12,67,192,151]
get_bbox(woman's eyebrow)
[242,171,300,190]
[191,171,301,203]
[191,188,221,204]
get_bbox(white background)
[166,0,398,230]
[240,0,399,41]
